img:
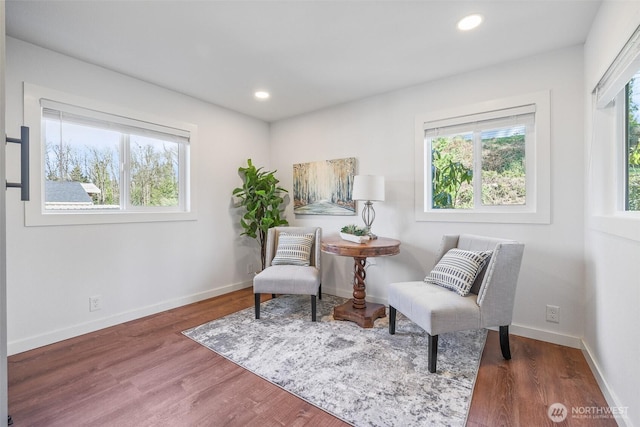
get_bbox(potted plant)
[340,224,370,243]
[233,159,289,270]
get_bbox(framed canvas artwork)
[293,157,356,215]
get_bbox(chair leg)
[428,334,438,373]
[318,283,322,300]
[389,306,397,334]
[254,293,261,319]
[499,325,511,360]
[311,295,317,322]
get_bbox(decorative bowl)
[340,232,370,244]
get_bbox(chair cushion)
[254,265,320,295]
[424,249,492,296]
[388,281,481,335]
[271,232,314,266]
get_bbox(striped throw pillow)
[271,232,314,266]
[424,249,492,296]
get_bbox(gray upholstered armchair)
[388,234,525,373]
[254,226,322,321]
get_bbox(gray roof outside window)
[45,181,92,203]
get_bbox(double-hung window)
[24,83,196,226]
[415,92,550,223]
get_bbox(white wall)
[5,38,268,354]
[270,46,586,347]
[584,2,640,426]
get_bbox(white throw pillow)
[271,232,314,266]
[424,249,492,296]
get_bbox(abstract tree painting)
[293,157,356,215]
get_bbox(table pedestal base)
[333,299,386,328]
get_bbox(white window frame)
[617,88,631,212]
[589,25,640,242]
[24,83,198,226]
[415,91,551,224]
[589,90,640,242]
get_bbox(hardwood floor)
[8,288,615,426]
[468,329,617,427]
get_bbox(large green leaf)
[233,159,289,269]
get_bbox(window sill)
[415,206,550,224]
[25,208,197,227]
[588,214,640,242]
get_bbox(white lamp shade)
[352,175,385,201]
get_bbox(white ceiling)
[6,0,602,122]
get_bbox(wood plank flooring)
[8,288,616,426]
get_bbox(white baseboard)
[326,287,357,301]
[580,341,633,427]
[8,280,253,355]
[508,324,583,348]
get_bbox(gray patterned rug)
[182,294,487,426]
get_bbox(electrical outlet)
[546,305,559,323]
[246,263,256,274]
[89,295,102,312]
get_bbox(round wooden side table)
[321,235,401,328]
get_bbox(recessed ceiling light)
[457,14,483,31]
[254,91,270,100]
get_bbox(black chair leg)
[499,325,511,360]
[428,334,438,373]
[254,293,261,319]
[318,283,322,300]
[389,306,397,334]
[311,295,317,321]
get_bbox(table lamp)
[352,175,385,239]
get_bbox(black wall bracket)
[6,126,29,201]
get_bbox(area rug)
[182,294,487,426]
